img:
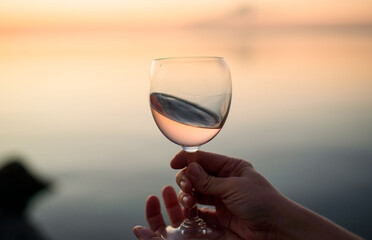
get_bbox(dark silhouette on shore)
[0,156,51,240]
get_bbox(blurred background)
[0,0,371,239]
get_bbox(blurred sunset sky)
[1,0,372,239]
[1,0,372,31]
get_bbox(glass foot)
[161,224,226,240]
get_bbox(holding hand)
[172,151,282,239]
[134,151,360,240]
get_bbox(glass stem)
[180,204,206,232]
[180,149,207,233]
[188,205,198,219]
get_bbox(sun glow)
[0,0,371,31]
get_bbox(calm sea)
[1,27,371,239]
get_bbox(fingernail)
[133,226,143,237]
[133,230,139,238]
[180,180,186,190]
[188,163,201,179]
[182,195,190,206]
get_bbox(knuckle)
[219,158,254,177]
[236,161,254,176]
[239,159,253,168]
[200,174,213,192]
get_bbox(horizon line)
[1,22,372,35]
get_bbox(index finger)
[146,195,166,233]
[170,151,247,177]
[162,185,184,227]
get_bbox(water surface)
[0,28,371,239]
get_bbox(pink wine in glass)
[149,57,231,239]
[150,92,224,150]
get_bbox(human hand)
[133,151,282,240]
[134,151,360,240]
[172,150,361,240]
[173,150,283,240]
[133,185,220,239]
[133,185,183,239]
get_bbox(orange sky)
[0,0,371,30]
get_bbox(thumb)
[133,226,162,240]
[187,162,228,197]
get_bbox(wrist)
[273,194,361,240]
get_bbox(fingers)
[176,162,228,202]
[178,190,196,208]
[146,195,166,233]
[171,151,232,173]
[133,226,163,240]
[161,185,184,227]
[198,207,219,226]
[186,162,229,196]
[145,186,183,236]
[171,150,250,177]
[175,169,193,194]
[170,150,188,169]
[176,169,216,206]
[178,190,215,206]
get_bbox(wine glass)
[149,57,232,239]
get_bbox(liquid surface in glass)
[150,92,222,147]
